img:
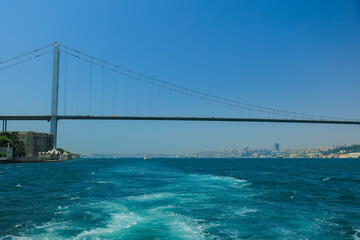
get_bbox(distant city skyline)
[1,0,360,154]
[82,142,360,159]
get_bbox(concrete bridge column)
[2,120,7,131]
[50,43,60,148]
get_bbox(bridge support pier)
[50,116,57,148]
[50,43,60,148]
[2,120,7,131]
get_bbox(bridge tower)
[50,43,60,148]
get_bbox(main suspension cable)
[0,50,52,71]
[0,44,52,65]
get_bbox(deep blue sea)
[0,158,359,239]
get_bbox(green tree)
[56,148,66,154]
[0,132,25,157]
[0,136,14,148]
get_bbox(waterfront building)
[0,147,13,160]
[15,132,54,157]
[348,152,360,158]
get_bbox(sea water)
[0,158,359,239]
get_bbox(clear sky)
[1,0,360,154]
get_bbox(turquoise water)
[0,158,359,239]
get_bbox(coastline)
[0,157,78,164]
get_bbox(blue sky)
[1,0,360,154]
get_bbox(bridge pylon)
[50,43,60,148]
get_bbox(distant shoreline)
[0,158,78,164]
[1,157,358,164]
[79,157,359,160]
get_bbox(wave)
[184,174,250,188]
[234,207,259,216]
[73,211,142,239]
[0,236,34,240]
[353,228,360,240]
[125,192,177,201]
[73,200,208,239]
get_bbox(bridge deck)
[0,115,359,125]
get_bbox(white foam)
[81,198,209,239]
[234,179,247,183]
[22,201,141,239]
[158,212,208,239]
[234,207,258,216]
[0,236,33,240]
[147,205,176,212]
[322,177,330,181]
[273,227,309,240]
[56,206,69,210]
[126,192,176,201]
[187,174,249,187]
[353,228,360,240]
[34,220,71,230]
[74,211,142,239]
[96,181,109,184]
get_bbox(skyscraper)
[274,143,280,151]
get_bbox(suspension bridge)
[1,42,359,147]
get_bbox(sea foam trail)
[73,211,142,239]
[71,200,208,240]
[17,172,252,239]
[2,158,358,239]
